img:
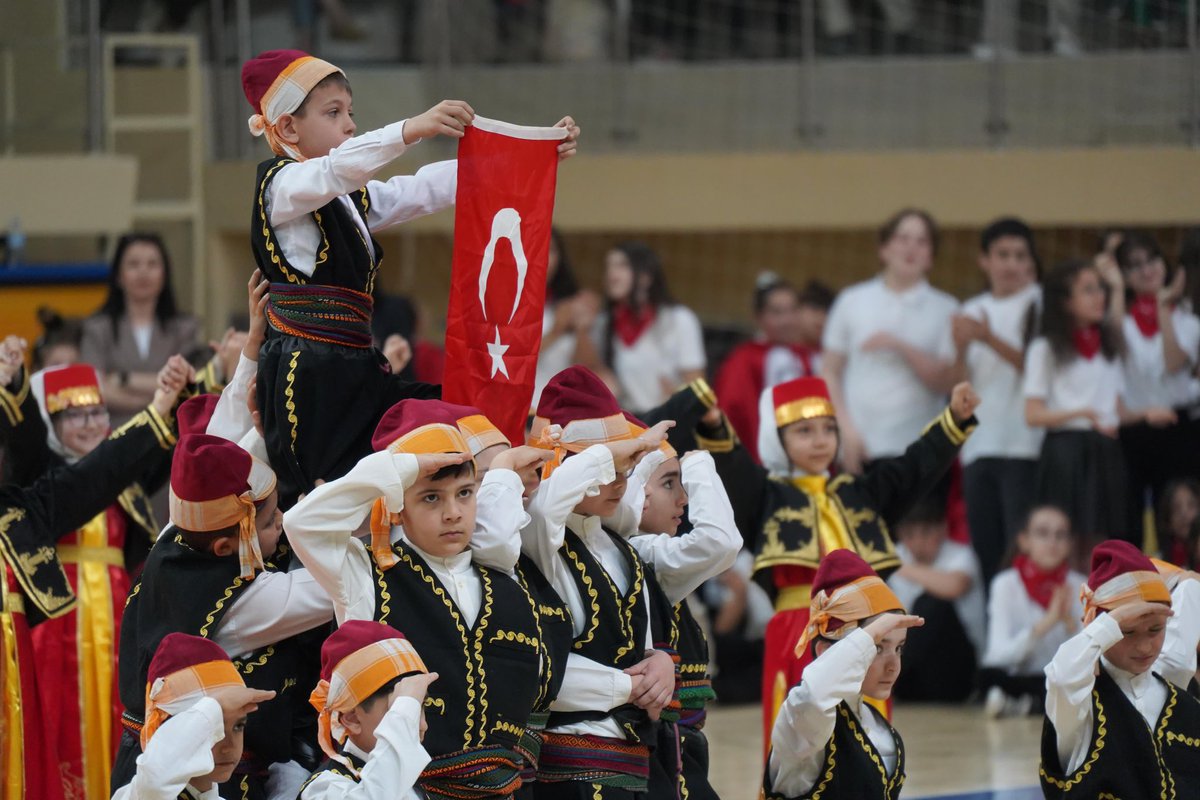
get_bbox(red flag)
[443,117,566,445]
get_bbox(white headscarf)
[30,364,107,464]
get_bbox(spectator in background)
[973,0,1083,58]
[533,228,599,407]
[1157,479,1200,567]
[1179,225,1200,313]
[1116,232,1200,545]
[371,293,446,385]
[80,234,208,426]
[714,273,825,462]
[953,218,1043,588]
[32,307,83,371]
[822,208,959,475]
[887,498,986,703]
[819,0,917,54]
[590,240,706,414]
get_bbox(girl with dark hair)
[1023,259,1173,545]
[33,306,84,370]
[80,233,203,424]
[1115,231,1200,545]
[533,228,598,406]
[592,240,706,414]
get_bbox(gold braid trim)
[285,351,300,455]
[1039,689,1108,791]
[199,574,246,637]
[563,538,601,649]
[515,563,553,708]
[0,367,29,425]
[472,568,495,747]
[0,506,76,619]
[1153,684,1177,799]
[842,704,888,787]
[235,645,276,675]
[257,160,303,285]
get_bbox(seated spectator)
[1158,479,1200,567]
[887,499,986,702]
[979,505,1084,718]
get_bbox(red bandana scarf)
[1014,554,1069,609]
[613,303,657,347]
[1072,326,1101,360]
[1130,294,1160,338]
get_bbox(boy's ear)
[275,113,300,145]
[813,639,830,659]
[211,536,238,558]
[340,707,363,737]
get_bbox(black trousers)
[1034,430,1128,545]
[978,667,1047,712]
[963,457,1038,589]
[893,594,977,703]
[258,334,439,509]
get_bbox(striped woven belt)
[418,744,523,800]
[57,544,124,568]
[266,283,374,349]
[536,732,649,790]
[515,711,553,779]
[121,711,144,735]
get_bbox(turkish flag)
[443,117,566,445]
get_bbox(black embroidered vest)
[1040,667,1200,799]
[251,157,382,294]
[514,554,573,715]
[763,702,905,800]
[370,540,542,757]
[547,526,651,739]
[119,529,302,764]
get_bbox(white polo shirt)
[1120,310,1200,411]
[822,276,958,458]
[1023,337,1125,431]
[959,285,1044,464]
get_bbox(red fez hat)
[242,49,342,155]
[176,394,219,438]
[772,377,835,428]
[370,399,471,456]
[170,434,275,509]
[319,621,411,683]
[536,366,623,427]
[812,549,877,598]
[38,364,103,414]
[148,633,231,686]
[1082,540,1172,623]
[1089,540,1157,587]
[242,49,312,110]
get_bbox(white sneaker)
[985,686,1007,719]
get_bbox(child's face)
[53,403,110,457]
[40,343,80,369]
[1066,268,1107,326]
[980,235,1036,297]
[862,627,907,700]
[1019,507,1072,571]
[796,304,827,346]
[196,712,246,790]
[574,474,628,518]
[288,83,356,159]
[118,241,166,305]
[899,521,945,565]
[255,489,283,558]
[399,473,477,558]
[879,214,933,283]
[758,288,801,345]
[1168,486,1199,540]
[604,251,635,302]
[780,416,838,476]
[640,457,686,535]
[1122,247,1167,296]
[1104,608,1168,674]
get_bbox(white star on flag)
[487,326,510,379]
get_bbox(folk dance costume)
[695,376,974,746]
[242,49,452,505]
[1152,559,1200,697]
[605,427,740,800]
[0,397,176,800]
[764,551,907,800]
[284,399,542,799]
[299,621,431,800]
[113,419,334,800]
[114,633,251,800]
[517,367,672,800]
[0,364,168,799]
[1040,542,1200,798]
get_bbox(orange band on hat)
[775,397,836,428]
[458,414,511,458]
[1081,569,1172,625]
[532,413,632,479]
[142,660,244,750]
[795,575,903,656]
[247,55,342,157]
[310,638,427,774]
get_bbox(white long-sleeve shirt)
[205,352,270,463]
[982,568,1086,675]
[265,121,457,278]
[281,450,526,626]
[113,698,227,800]
[299,697,430,800]
[1157,578,1200,692]
[607,451,740,606]
[515,446,655,739]
[1044,611,1193,774]
[767,629,898,797]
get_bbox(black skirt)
[1035,429,1128,543]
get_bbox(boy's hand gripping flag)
[443,117,567,444]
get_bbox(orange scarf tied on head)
[1080,569,1172,625]
[141,660,245,751]
[795,575,903,657]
